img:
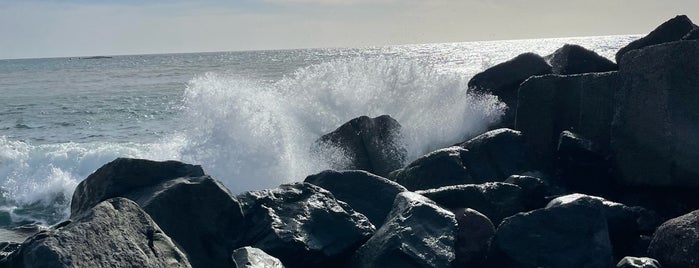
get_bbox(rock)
[549,44,617,75]
[616,257,661,268]
[237,183,375,267]
[314,115,406,177]
[491,196,613,268]
[547,194,661,259]
[451,208,495,267]
[416,182,525,224]
[231,247,284,268]
[457,128,536,182]
[515,71,619,168]
[388,146,475,191]
[70,158,204,216]
[504,175,558,210]
[612,40,699,187]
[70,158,243,268]
[304,170,407,226]
[2,198,191,267]
[0,242,20,261]
[683,28,699,40]
[648,209,699,268]
[469,53,552,128]
[557,131,612,195]
[616,15,697,63]
[349,192,457,268]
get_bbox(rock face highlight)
[231,247,284,268]
[612,40,699,186]
[648,209,699,268]
[2,198,191,268]
[350,192,457,268]
[616,15,697,63]
[315,115,406,177]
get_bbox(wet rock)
[238,183,375,267]
[469,53,552,128]
[2,198,191,267]
[616,257,661,268]
[388,147,475,191]
[549,44,617,74]
[492,196,613,268]
[349,192,457,268]
[416,182,525,224]
[231,247,284,268]
[616,15,697,63]
[457,128,536,182]
[304,170,407,226]
[648,209,699,268]
[314,115,406,177]
[612,40,699,187]
[451,208,495,267]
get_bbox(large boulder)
[314,115,406,177]
[231,247,284,268]
[349,192,457,268]
[457,128,536,182]
[549,44,617,75]
[237,183,375,267]
[612,40,699,186]
[451,208,495,267]
[304,170,407,226]
[616,15,697,63]
[648,209,699,268]
[491,196,614,268]
[388,147,475,191]
[469,53,552,128]
[515,71,619,168]
[416,182,525,224]
[504,175,560,210]
[70,158,243,268]
[1,198,191,267]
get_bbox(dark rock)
[491,196,613,268]
[2,198,191,267]
[683,28,699,40]
[557,131,612,195]
[304,170,407,226]
[416,182,525,224]
[349,192,457,268]
[549,44,617,74]
[547,194,661,259]
[612,40,699,187]
[616,15,697,63]
[515,71,619,168]
[237,183,375,267]
[469,53,552,128]
[70,158,204,216]
[231,247,284,268]
[388,146,475,191]
[616,257,661,268]
[504,175,559,210]
[0,242,20,261]
[457,128,537,182]
[451,208,495,267]
[314,115,406,177]
[648,209,699,268]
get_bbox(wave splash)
[0,56,504,226]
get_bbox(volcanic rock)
[388,146,475,191]
[557,131,612,195]
[549,44,617,74]
[457,128,536,182]
[648,209,699,268]
[451,208,495,267]
[616,15,697,63]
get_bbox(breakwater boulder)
[648,209,699,268]
[549,44,617,74]
[616,15,697,63]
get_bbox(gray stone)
[349,192,457,268]
[231,247,284,268]
[388,146,475,191]
[304,170,407,226]
[616,257,661,268]
[616,15,697,63]
[648,209,699,268]
[2,198,191,268]
[549,44,617,75]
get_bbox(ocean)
[0,35,637,227]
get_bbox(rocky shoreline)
[2,15,699,268]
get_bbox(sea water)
[0,35,637,226]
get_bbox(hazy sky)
[1,0,698,59]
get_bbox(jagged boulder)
[612,40,699,187]
[616,15,697,63]
[469,53,552,128]
[452,208,495,267]
[237,183,375,267]
[416,182,525,224]
[1,198,191,267]
[457,128,536,182]
[491,196,614,268]
[388,147,476,191]
[549,44,617,74]
[304,170,407,226]
[349,192,457,268]
[231,247,284,268]
[648,209,699,268]
[314,115,406,177]
[616,257,661,268]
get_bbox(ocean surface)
[0,35,637,227]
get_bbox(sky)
[1,0,698,59]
